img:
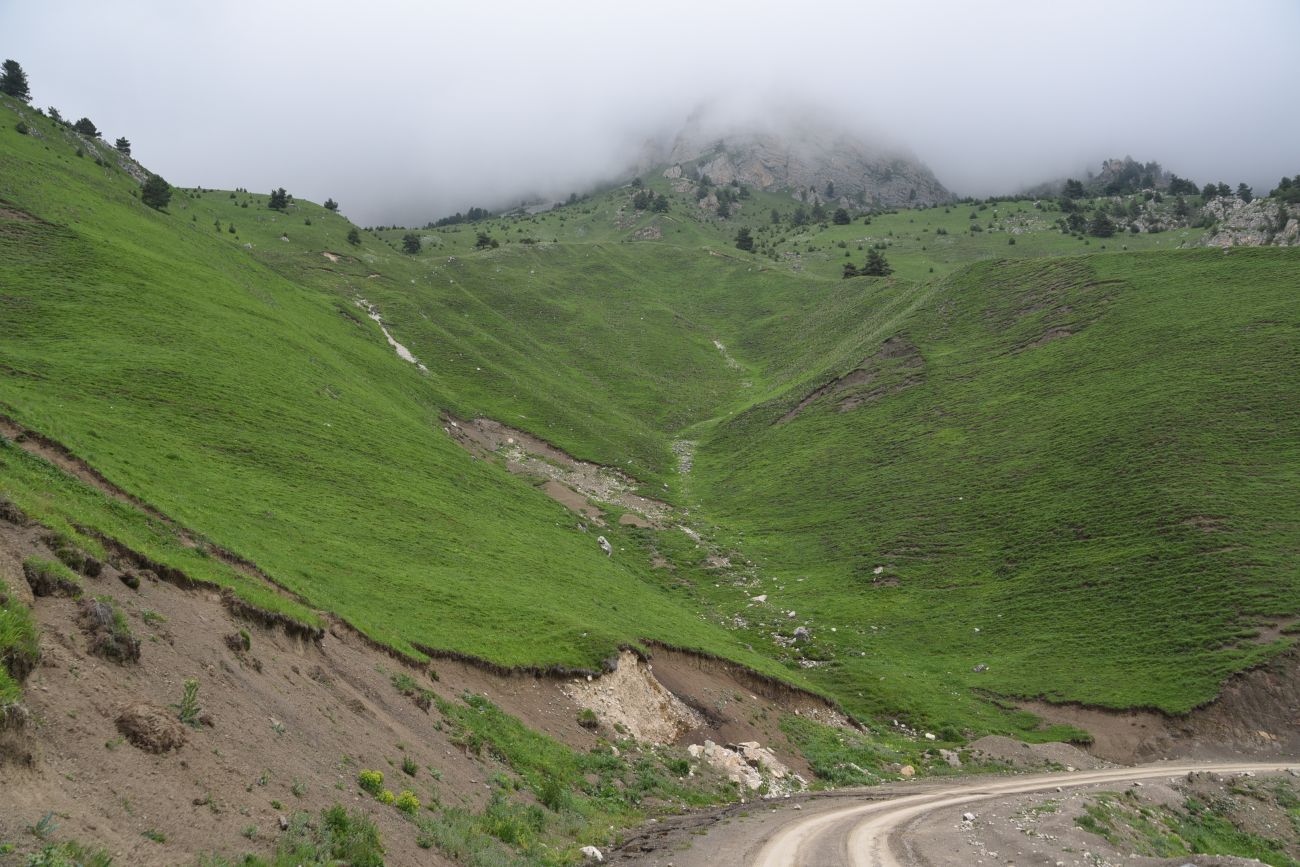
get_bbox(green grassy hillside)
[693,250,1300,724]
[3,92,1298,741]
[0,101,792,678]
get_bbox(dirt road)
[628,762,1298,866]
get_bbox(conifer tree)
[0,59,31,102]
[141,173,172,210]
[115,137,131,156]
[862,247,893,276]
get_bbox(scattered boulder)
[972,663,988,673]
[580,845,604,863]
[597,535,612,556]
[116,704,186,753]
[687,739,805,797]
[899,764,915,778]
[793,626,811,643]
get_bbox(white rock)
[962,812,976,822]
[751,594,767,603]
[924,732,936,741]
[580,845,604,862]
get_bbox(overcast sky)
[5,0,1298,225]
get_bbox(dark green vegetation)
[1,86,1297,759]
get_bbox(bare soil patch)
[443,414,672,526]
[1021,647,1300,763]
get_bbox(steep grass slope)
[694,250,1300,727]
[0,102,791,677]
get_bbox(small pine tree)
[347,227,361,246]
[861,248,893,276]
[735,227,754,252]
[842,262,859,279]
[73,117,99,137]
[115,137,131,156]
[1236,183,1252,203]
[1062,179,1086,199]
[474,231,492,249]
[47,106,63,124]
[268,188,289,210]
[402,233,421,254]
[651,194,669,213]
[0,59,31,102]
[141,173,172,210]
[1088,209,1115,238]
[832,208,850,225]
[324,198,338,212]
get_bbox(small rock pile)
[687,740,806,797]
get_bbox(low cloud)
[5,0,1297,224]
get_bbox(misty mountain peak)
[646,101,952,208]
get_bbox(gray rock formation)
[643,104,952,209]
[1199,198,1298,247]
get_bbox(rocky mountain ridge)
[641,105,952,209]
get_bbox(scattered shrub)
[377,789,396,805]
[402,755,418,777]
[14,120,28,135]
[173,677,202,727]
[576,708,599,730]
[394,789,420,815]
[118,571,140,590]
[357,769,384,796]
[23,840,113,867]
[267,805,384,866]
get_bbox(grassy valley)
[1,82,1299,864]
